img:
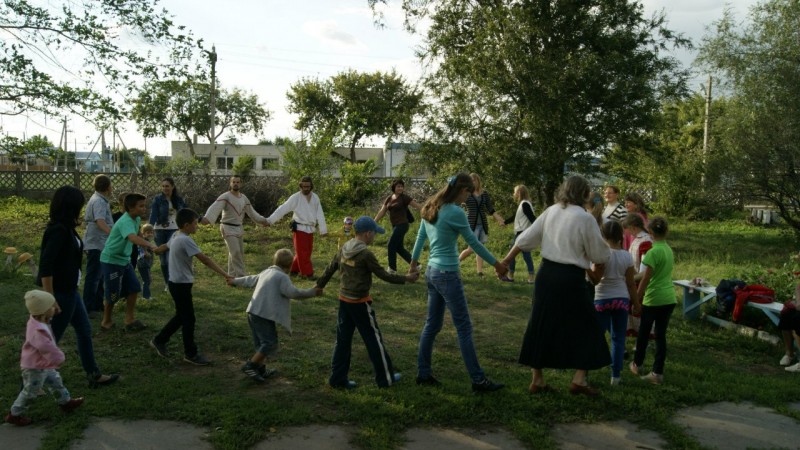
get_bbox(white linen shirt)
[515,203,610,269]
[267,191,328,235]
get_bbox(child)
[137,223,156,301]
[5,290,84,426]
[502,184,536,283]
[587,221,637,385]
[337,216,354,250]
[150,208,232,366]
[100,193,167,331]
[229,249,323,382]
[629,216,675,385]
[315,216,418,389]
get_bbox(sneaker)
[785,362,800,373]
[392,372,402,383]
[163,286,169,292]
[256,364,277,379]
[416,375,442,386]
[241,362,266,382]
[143,296,156,301]
[472,378,504,392]
[629,361,640,376]
[150,339,169,358]
[88,372,119,388]
[386,267,397,275]
[183,353,211,366]
[59,397,84,413]
[330,380,358,389]
[610,377,621,386]
[779,353,795,366]
[641,372,664,384]
[4,412,32,426]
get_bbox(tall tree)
[287,69,422,162]
[369,0,690,202]
[698,0,800,232]
[1,0,199,121]
[130,78,271,163]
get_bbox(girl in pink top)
[5,290,83,426]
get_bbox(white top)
[515,203,610,269]
[514,200,535,233]
[594,249,634,300]
[203,191,267,237]
[267,191,328,235]
[154,199,178,231]
[168,232,202,283]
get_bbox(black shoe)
[149,339,169,358]
[416,375,442,386]
[88,372,119,388]
[472,378,504,393]
[256,364,277,379]
[183,353,211,366]
[241,361,265,382]
[330,380,357,389]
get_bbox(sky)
[1,0,761,157]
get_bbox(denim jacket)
[149,193,186,226]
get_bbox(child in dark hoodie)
[315,216,419,389]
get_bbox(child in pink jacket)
[5,290,84,426]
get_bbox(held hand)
[53,302,62,316]
[153,244,169,255]
[225,275,235,285]
[405,272,419,283]
[409,261,419,275]
[494,260,509,278]
[315,287,324,296]
[200,217,211,225]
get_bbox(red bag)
[732,284,775,322]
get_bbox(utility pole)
[208,45,217,173]
[702,75,712,187]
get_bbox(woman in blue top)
[149,177,186,286]
[410,173,508,392]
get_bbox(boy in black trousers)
[315,216,418,388]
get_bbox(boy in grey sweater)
[229,249,323,382]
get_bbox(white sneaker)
[779,353,795,366]
[640,372,663,385]
[386,267,397,275]
[610,377,621,386]
[785,362,800,373]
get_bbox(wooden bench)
[673,279,785,326]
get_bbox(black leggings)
[633,303,676,375]
[387,222,411,271]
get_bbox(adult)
[602,185,627,222]
[201,175,268,277]
[374,178,422,274]
[500,175,611,396]
[149,177,186,287]
[38,186,119,388]
[410,173,507,392]
[622,192,649,250]
[458,173,504,276]
[502,184,536,284]
[779,284,800,372]
[266,176,328,280]
[82,174,113,318]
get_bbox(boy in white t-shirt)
[150,208,232,366]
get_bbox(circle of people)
[6,172,679,426]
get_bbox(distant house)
[74,151,112,173]
[383,142,421,178]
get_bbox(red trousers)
[292,230,314,276]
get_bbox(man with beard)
[201,175,268,277]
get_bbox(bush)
[331,160,384,207]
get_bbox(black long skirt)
[518,259,611,370]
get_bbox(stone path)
[2,402,799,449]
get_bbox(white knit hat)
[25,290,56,315]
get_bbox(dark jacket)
[149,192,187,227]
[465,191,496,233]
[317,239,406,301]
[37,222,83,293]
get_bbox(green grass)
[1,198,799,449]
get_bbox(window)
[216,157,234,169]
[261,158,280,170]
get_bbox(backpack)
[715,279,745,315]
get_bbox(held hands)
[405,271,419,283]
[494,260,509,279]
[152,244,169,255]
[315,287,324,296]
[225,275,235,285]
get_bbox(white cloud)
[303,20,368,52]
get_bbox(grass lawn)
[1,197,798,449]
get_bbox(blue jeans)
[418,267,485,383]
[137,261,152,299]
[387,222,412,271]
[50,289,101,376]
[82,249,104,312]
[595,306,628,377]
[508,232,534,275]
[155,229,177,285]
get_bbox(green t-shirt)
[641,240,675,306]
[100,213,140,266]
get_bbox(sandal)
[124,320,147,332]
[100,323,115,332]
[500,276,514,282]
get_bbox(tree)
[279,138,339,201]
[369,0,690,203]
[287,69,422,162]
[131,78,271,164]
[232,155,255,179]
[698,0,800,232]
[1,0,198,121]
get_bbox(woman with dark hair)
[410,173,507,392]
[501,175,611,396]
[38,186,119,388]
[374,178,421,274]
[149,177,186,286]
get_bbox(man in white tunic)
[201,176,268,276]
[266,176,328,280]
